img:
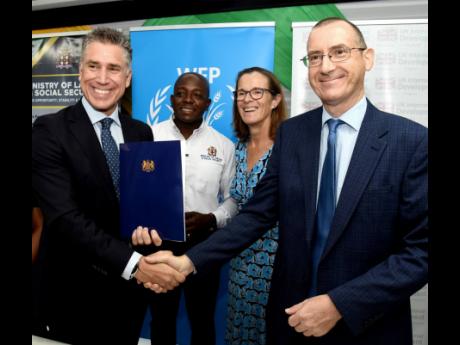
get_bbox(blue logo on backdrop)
[148,66,235,128]
[131,25,275,142]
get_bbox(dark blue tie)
[308,118,343,296]
[100,117,120,200]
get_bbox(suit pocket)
[365,184,393,193]
[360,185,396,212]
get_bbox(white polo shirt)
[152,117,237,228]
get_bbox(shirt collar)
[321,96,367,131]
[82,96,121,127]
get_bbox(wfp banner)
[130,23,275,141]
[32,31,88,124]
[291,19,427,127]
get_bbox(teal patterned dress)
[225,141,279,345]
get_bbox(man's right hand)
[131,226,193,293]
[145,251,195,275]
[140,251,196,293]
[134,253,186,292]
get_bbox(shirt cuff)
[121,251,142,280]
[185,254,198,275]
[212,209,228,228]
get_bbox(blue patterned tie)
[100,117,120,200]
[308,118,343,296]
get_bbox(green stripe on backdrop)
[143,4,343,90]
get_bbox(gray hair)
[81,27,132,70]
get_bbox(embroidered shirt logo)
[207,146,217,157]
[201,146,222,162]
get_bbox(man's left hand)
[285,294,342,337]
[131,226,162,246]
[185,212,216,235]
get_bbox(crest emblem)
[207,146,217,157]
[141,160,155,172]
[56,47,73,69]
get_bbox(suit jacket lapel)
[298,109,322,244]
[321,101,389,259]
[120,113,137,142]
[67,101,118,203]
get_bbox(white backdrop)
[291,19,428,345]
[291,19,427,127]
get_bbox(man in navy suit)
[144,17,428,345]
[32,27,185,345]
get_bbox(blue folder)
[119,140,185,241]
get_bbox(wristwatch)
[209,213,217,233]
[129,262,139,280]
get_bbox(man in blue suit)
[144,17,428,345]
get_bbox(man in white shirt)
[133,72,237,345]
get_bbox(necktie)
[309,118,343,296]
[100,117,120,200]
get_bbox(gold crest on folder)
[141,160,155,172]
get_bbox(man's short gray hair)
[81,27,132,69]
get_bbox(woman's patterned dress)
[225,141,279,345]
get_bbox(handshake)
[131,226,195,293]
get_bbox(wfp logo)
[147,85,173,127]
[204,88,232,126]
[147,84,235,128]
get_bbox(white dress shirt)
[153,117,238,228]
[317,96,367,205]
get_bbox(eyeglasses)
[234,87,275,101]
[300,46,366,67]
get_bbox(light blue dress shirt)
[82,97,124,148]
[317,96,367,205]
